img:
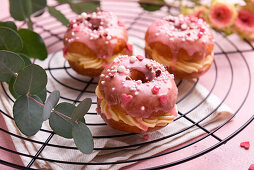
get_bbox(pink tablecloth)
[0,0,254,169]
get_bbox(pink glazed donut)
[96,55,178,133]
[63,9,133,77]
[145,15,214,79]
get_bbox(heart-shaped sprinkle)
[249,164,254,170]
[73,26,80,32]
[152,86,160,94]
[63,47,67,55]
[159,95,168,104]
[121,93,133,105]
[136,55,144,61]
[240,141,250,150]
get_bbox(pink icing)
[98,55,178,118]
[64,10,128,58]
[145,15,214,61]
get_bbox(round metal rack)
[0,1,253,169]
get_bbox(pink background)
[0,0,254,169]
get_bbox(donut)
[63,10,133,77]
[96,55,178,133]
[145,15,214,79]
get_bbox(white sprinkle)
[90,37,94,40]
[105,75,109,79]
[73,24,77,28]
[93,30,97,33]
[101,81,105,85]
[155,32,160,36]
[130,56,137,63]
[105,41,109,44]
[100,74,105,77]
[88,23,92,27]
[100,21,104,25]
[137,80,142,84]
[181,24,187,30]
[135,91,139,95]
[81,12,87,18]
[112,87,115,91]
[118,65,125,73]
[71,32,75,36]
[141,106,145,111]
[107,35,112,40]
[107,69,110,72]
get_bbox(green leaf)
[56,0,69,3]
[0,21,17,31]
[71,98,92,122]
[70,2,100,14]
[18,29,48,60]
[9,0,46,21]
[49,102,76,138]
[13,95,43,136]
[72,121,93,154]
[8,76,20,99]
[14,64,47,96]
[37,88,47,103]
[47,6,70,26]
[0,50,24,82]
[18,53,32,66]
[0,27,23,52]
[43,90,60,121]
[139,0,164,11]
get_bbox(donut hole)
[88,17,102,30]
[127,69,152,83]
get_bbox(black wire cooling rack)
[0,1,254,169]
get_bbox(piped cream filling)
[65,52,118,69]
[147,45,213,74]
[96,86,176,131]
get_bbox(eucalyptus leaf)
[47,6,70,26]
[14,64,47,96]
[139,0,164,11]
[13,95,43,136]
[18,53,32,66]
[9,0,46,21]
[49,102,77,138]
[37,88,47,103]
[0,27,23,52]
[72,121,93,154]
[70,1,100,14]
[0,21,17,31]
[43,90,60,121]
[8,76,20,99]
[71,98,92,122]
[18,29,48,60]
[0,50,24,82]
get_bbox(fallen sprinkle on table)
[240,141,250,150]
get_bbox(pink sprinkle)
[240,141,250,150]
[121,93,133,106]
[159,95,168,104]
[73,26,80,32]
[142,134,150,141]
[136,55,144,61]
[152,86,160,94]
[200,27,205,33]
[249,164,254,170]
[101,55,107,59]
[70,19,76,25]
[63,47,67,55]
[198,32,203,39]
